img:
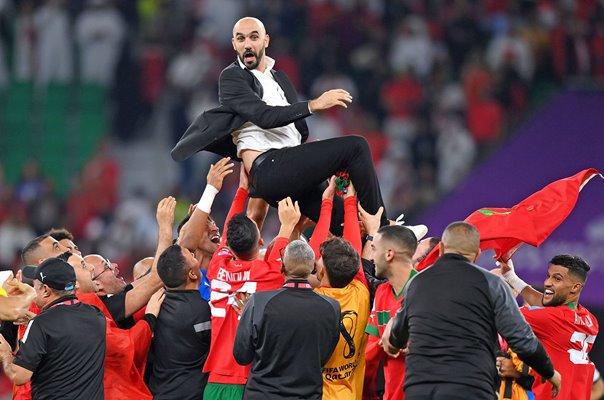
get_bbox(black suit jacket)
[171,61,311,161]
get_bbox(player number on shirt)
[209,280,258,317]
[568,331,596,364]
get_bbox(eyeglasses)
[91,259,119,281]
[279,247,317,275]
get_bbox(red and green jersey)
[366,270,417,339]
[203,239,287,384]
[364,270,417,400]
[521,303,599,400]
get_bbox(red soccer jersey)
[365,277,415,400]
[203,238,287,384]
[521,304,599,400]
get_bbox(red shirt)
[77,293,153,400]
[203,239,287,384]
[365,279,416,400]
[521,304,599,400]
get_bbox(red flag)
[416,169,602,271]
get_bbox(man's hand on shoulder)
[309,89,352,112]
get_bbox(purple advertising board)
[417,90,604,306]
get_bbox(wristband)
[502,270,528,294]
[196,185,219,213]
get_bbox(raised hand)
[238,163,249,190]
[322,176,336,201]
[156,196,176,245]
[278,197,301,228]
[309,89,353,112]
[207,157,235,192]
[358,203,384,237]
[343,180,356,199]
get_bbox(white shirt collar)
[236,55,275,73]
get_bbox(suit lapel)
[271,70,297,104]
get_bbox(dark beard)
[543,293,566,307]
[240,48,264,70]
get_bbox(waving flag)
[416,168,602,271]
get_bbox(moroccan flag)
[416,168,602,271]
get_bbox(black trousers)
[249,135,387,235]
[405,383,497,400]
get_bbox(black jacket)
[233,280,341,400]
[390,253,554,396]
[171,60,310,161]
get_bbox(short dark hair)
[320,238,360,288]
[549,254,590,282]
[428,236,441,250]
[157,244,188,288]
[46,228,74,242]
[377,225,418,256]
[22,234,50,264]
[226,214,258,257]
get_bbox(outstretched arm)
[221,165,250,247]
[125,197,175,318]
[178,158,234,251]
[499,259,543,306]
[309,177,335,258]
[343,183,366,286]
[219,67,352,129]
[276,197,301,240]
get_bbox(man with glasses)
[85,254,127,295]
[79,196,175,330]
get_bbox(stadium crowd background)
[0,0,603,397]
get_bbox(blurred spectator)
[550,17,591,80]
[486,22,535,83]
[389,16,436,81]
[81,138,120,214]
[435,112,476,193]
[0,0,8,89]
[443,0,482,79]
[590,19,604,78]
[466,89,504,155]
[0,203,35,267]
[13,0,35,81]
[27,185,62,235]
[75,0,126,85]
[34,0,73,86]
[14,160,48,205]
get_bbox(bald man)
[385,222,561,400]
[233,240,340,400]
[132,257,153,281]
[172,16,388,236]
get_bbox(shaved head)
[231,16,270,71]
[232,17,266,37]
[133,257,154,281]
[441,222,480,261]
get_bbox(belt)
[251,149,278,173]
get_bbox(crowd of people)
[0,13,602,400]
[3,0,604,239]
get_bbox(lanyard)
[48,298,80,309]
[283,281,312,289]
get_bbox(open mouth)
[243,51,256,64]
[210,234,220,244]
[543,289,554,301]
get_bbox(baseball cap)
[22,258,76,291]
